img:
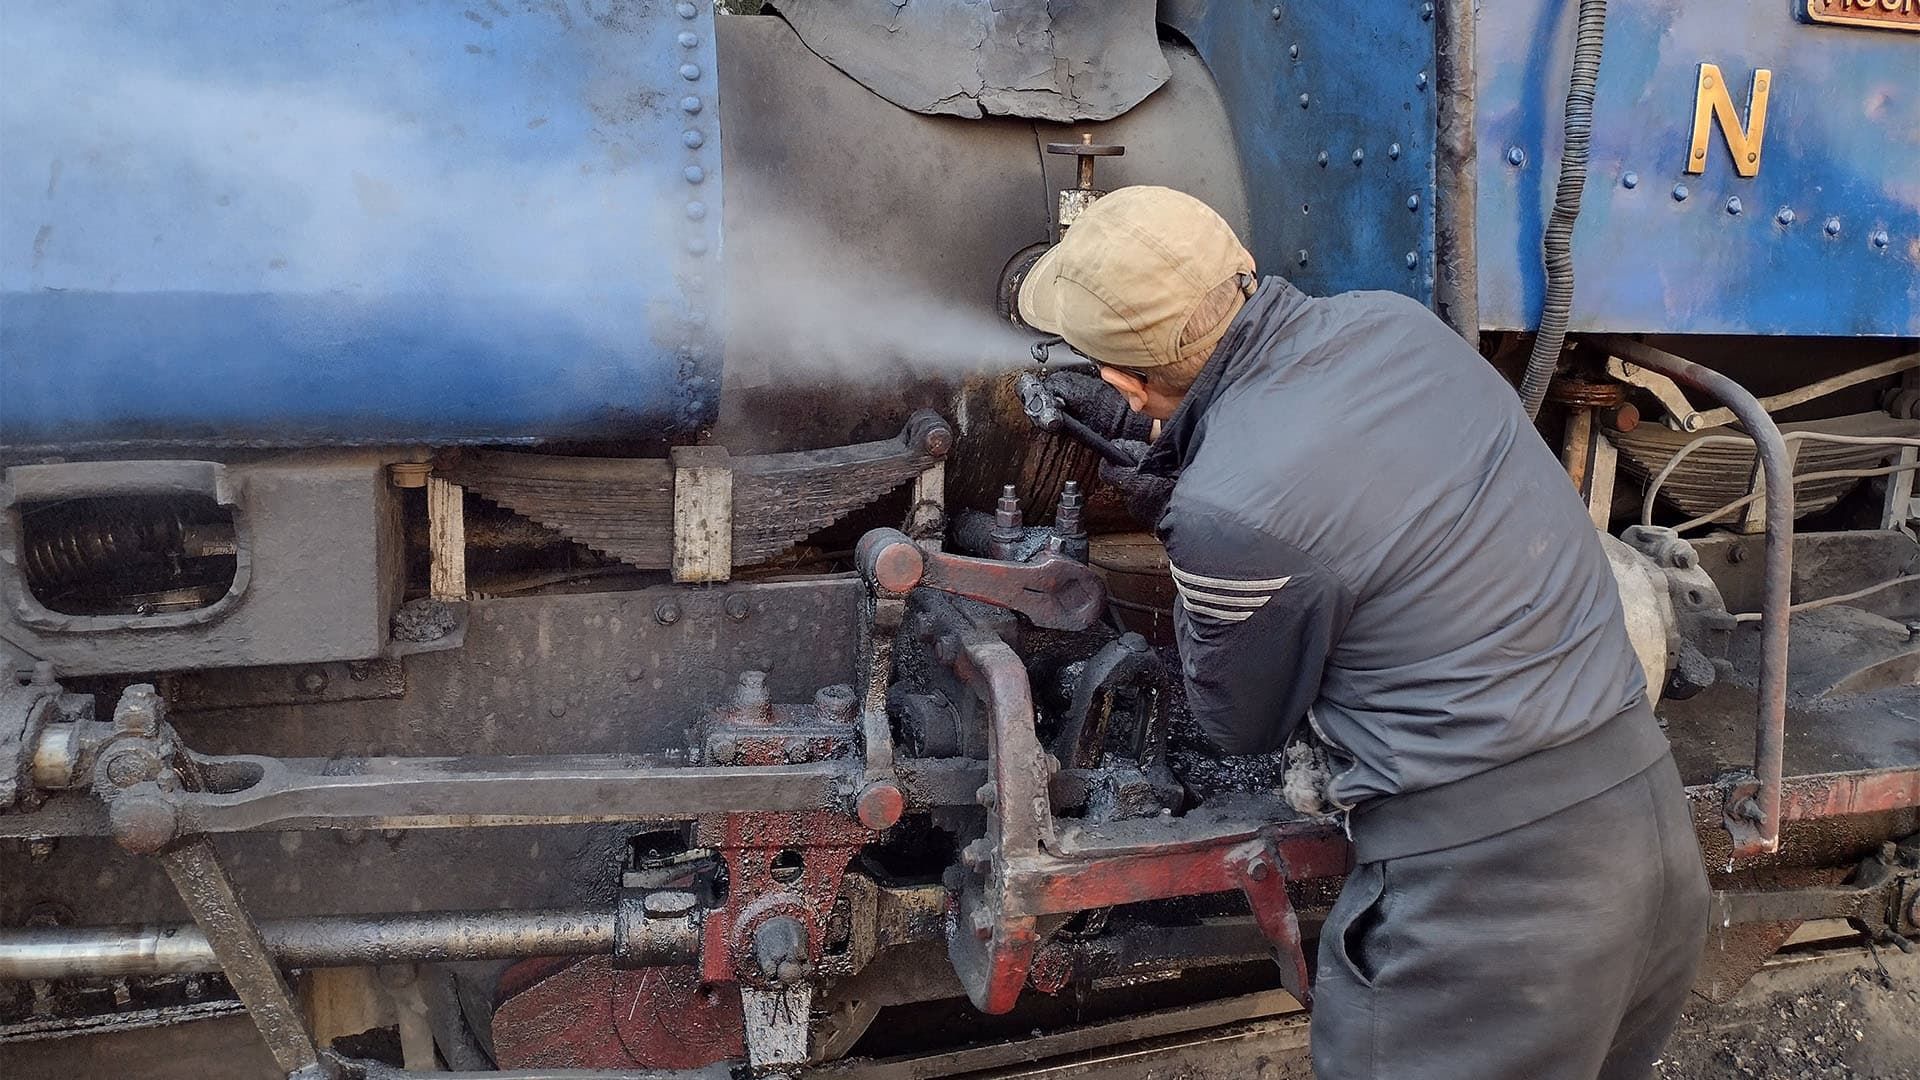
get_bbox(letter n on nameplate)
[672,446,733,583]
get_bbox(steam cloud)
[2,3,1029,392]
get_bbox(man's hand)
[1046,371,1154,441]
[1099,439,1176,527]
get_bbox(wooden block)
[427,475,467,601]
[672,445,733,583]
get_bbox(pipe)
[1598,338,1791,854]
[1434,0,1479,340]
[0,907,616,980]
[1518,0,1609,419]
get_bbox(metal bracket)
[672,445,734,584]
[855,527,1106,632]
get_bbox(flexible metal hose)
[1519,0,1609,420]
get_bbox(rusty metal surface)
[492,960,744,1072]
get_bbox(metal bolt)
[1299,93,1310,108]
[1703,73,1716,89]
[1296,249,1309,266]
[1775,207,1795,226]
[1389,142,1401,160]
[1825,217,1842,237]
[677,31,698,48]
[1622,171,1638,189]
[724,593,751,622]
[784,744,807,764]
[1316,149,1328,167]
[1351,148,1365,165]
[683,165,704,184]
[680,129,704,149]
[1671,183,1689,202]
[1726,196,1743,216]
[296,668,329,694]
[547,701,567,718]
[1405,251,1418,269]
[1872,230,1890,249]
[975,782,997,808]
[680,95,702,114]
[1247,859,1272,882]
[685,200,707,220]
[1506,146,1526,167]
[1270,5,1282,17]
[1406,194,1420,211]
[676,1,697,16]
[1416,71,1428,90]
[655,599,682,625]
[709,735,738,763]
[1421,2,1434,19]
[678,63,701,81]
[1288,44,1299,60]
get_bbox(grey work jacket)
[1143,278,1657,855]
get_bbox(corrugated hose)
[1519,0,1609,420]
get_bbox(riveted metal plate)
[1477,2,1920,335]
[1162,1,1438,303]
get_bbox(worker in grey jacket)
[1017,186,1709,1080]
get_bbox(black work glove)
[1099,439,1176,528]
[1046,371,1155,441]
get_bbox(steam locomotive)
[2,2,1916,1077]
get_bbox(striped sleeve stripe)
[1173,582,1269,609]
[1169,564,1294,593]
[1179,598,1255,622]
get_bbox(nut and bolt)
[1054,480,1084,538]
[813,684,858,724]
[296,668,329,694]
[724,593,751,622]
[1622,172,1639,189]
[1506,146,1526,167]
[975,782,997,808]
[1351,148,1365,165]
[995,485,1023,532]
[1671,184,1689,202]
[1247,859,1272,882]
[1872,230,1890,249]
[654,599,682,626]
[1825,217,1843,237]
[1316,150,1329,167]
[1405,251,1419,269]
[1775,207,1795,226]
[1726,196,1743,216]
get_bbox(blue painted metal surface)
[1477,1,1919,335]
[1163,1,1438,304]
[0,1,723,449]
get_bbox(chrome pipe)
[0,907,617,981]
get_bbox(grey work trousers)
[1310,753,1710,1080]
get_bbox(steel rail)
[1598,337,1793,855]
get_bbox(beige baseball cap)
[1017,186,1255,370]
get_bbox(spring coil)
[20,505,192,590]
